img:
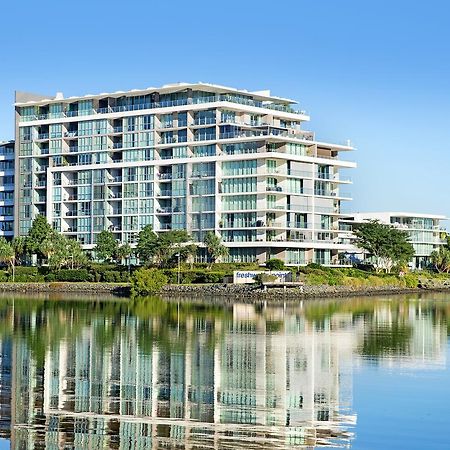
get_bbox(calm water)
[0,293,449,449]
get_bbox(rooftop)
[15,82,297,107]
[349,212,447,220]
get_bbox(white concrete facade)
[14,82,356,265]
[342,212,447,269]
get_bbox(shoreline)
[0,282,449,301]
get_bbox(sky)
[1,0,449,219]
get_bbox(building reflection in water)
[0,296,447,449]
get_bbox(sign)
[233,270,292,284]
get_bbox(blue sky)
[1,0,449,217]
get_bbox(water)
[0,293,449,449]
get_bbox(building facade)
[0,141,14,241]
[14,83,355,265]
[341,212,447,269]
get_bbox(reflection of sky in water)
[0,440,9,450]
[0,294,449,448]
[352,346,450,450]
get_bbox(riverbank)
[159,283,430,301]
[0,280,450,301]
[0,282,129,295]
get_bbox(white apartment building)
[341,212,447,269]
[0,141,14,240]
[14,83,356,265]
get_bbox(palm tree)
[203,231,229,268]
[0,238,15,281]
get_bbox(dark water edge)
[1,281,450,302]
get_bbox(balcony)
[194,133,216,142]
[266,185,283,192]
[266,222,283,227]
[287,222,309,228]
[19,95,308,123]
[288,169,313,178]
[156,207,173,214]
[193,117,216,126]
[221,222,255,228]
[191,171,215,178]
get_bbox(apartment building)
[341,212,447,269]
[14,83,356,265]
[0,141,14,240]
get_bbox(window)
[222,160,256,176]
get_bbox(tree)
[137,226,191,267]
[117,243,133,271]
[0,238,15,281]
[64,238,88,269]
[430,247,450,273]
[136,225,159,264]
[12,237,26,265]
[155,230,191,268]
[40,230,60,262]
[26,215,54,257]
[203,231,229,268]
[42,234,88,270]
[95,230,119,262]
[117,243,132,262]
[353,220,415,273]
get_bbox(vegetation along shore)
[0,216,449,301]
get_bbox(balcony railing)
[266,186,283,192]
[19,95,306,122]
[193,117,216,126]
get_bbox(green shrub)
[180,271,198,284]
[265,259,285,271]
[163,269,226,284]
[342,276,366,288]
[102,270,129,283]
[200,271,226,283]
[403,274,419,288]
[306,263,323,270]
[48,269,93,282]
[366,275,385,287]
[305,272,330,285]
[163,270,178,284]
[13,267,45,282]
[0,270,8,282]
[131,268,168,296]
[89,264,130,282]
